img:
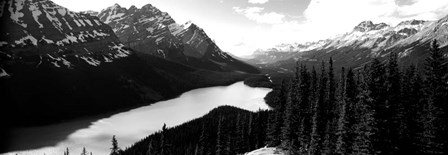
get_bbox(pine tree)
[367,58,390,154]
[351,72,375,155]
[282,63,307,154]
[282,78,299,149]
[160,124,170,155]
[233,113,246,154]
[309,61,327,155]
[197,123,208,155]
[110,135,120,155]
[266,81,288,147]
[385,52,404,153]
[216,117,226,155]
[81,147,88,155]
[421,39,447,154]
[402,65,424,154]
[323,58,337,154]
[297,65,312,153]
[345,68,358,154]
[248,113,255,150]
[335,67,348,155]
[64,148,69,155]
[147,139,157,155]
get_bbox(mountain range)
[245,15,448,74]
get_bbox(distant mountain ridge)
[246,15,448,74]
[97,3,259,73]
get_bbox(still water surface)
[5,82,271,155]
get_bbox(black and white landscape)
[1,0,447,155]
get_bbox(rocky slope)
[97,3,258,73]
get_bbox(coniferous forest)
[111,39,448,155]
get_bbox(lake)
[3,82,271,155]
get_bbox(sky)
[52,0,448,56]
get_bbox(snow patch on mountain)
[245,147,285,155]
[8,0,27,27]
[15,35,38,46]
[29,2,43,28]
[80,56,101,66]
[0,67,10,78]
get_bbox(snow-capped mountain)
[244,40,329,64]
[79,10,99,16]
[0,0,131,70]
[97,3,258,73]
[247,15,448,71]
[323,19,429,52]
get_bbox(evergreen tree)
[309,66,320,155]
[345,68,358,154]
[64,148,69,155]
[282,78,299,149]
[234,113,244,154]
[266,81,288,147]
[323,58,337,154]
[421,39,447,154]
[160,124,170,155]
[297,65,312,153]
[81,147,88,155]
[197,123,208,155]
[110,135,120,155]
[367,58,390,154]
[216,117,226,155]
[309,61,328,155]
[402,65,424,154]
[385,52,404,153]
[336,67,348,155]
[147,139,157,155]
[352,72,375,155]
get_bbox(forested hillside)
[118,39,447,155]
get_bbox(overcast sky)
[52,0,448,56]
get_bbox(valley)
[1,0,447,154]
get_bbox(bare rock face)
[98,3,259,73]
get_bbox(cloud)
[248,0,269,4]
[226,0,448,56]
[233,7,285,24]
[298,0,448,41]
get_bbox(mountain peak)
[354,21,389,32]
[183,21,195,28]
[142,3,155,10]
